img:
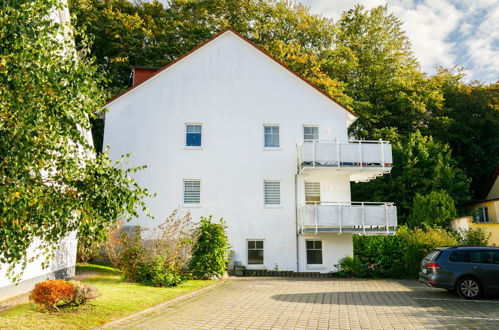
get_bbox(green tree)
[189,216,230,278]
[352,131,470,223]
[0,0,150,280]
[326,5,443,137]
[429,69,499,199]
[407,191,457,228]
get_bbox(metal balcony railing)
[297,201,397,235]
[297,140,393,172]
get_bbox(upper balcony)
[297,201,397,235]
[297,140,392,182]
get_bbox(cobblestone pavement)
[104,277,499,329]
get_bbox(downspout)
[295,173,299,272]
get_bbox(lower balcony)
[297,202,397,235]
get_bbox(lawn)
[0,264,216,329]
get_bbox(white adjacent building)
[103,29,397,273]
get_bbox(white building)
[103,29,397,273]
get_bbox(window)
[248,240,264,264]
[264,181,280,205]
[306,241,323,264]
[474,206,489,223]
[264,125,279,148]
[449,251,467,263]
[183,180,200,204]
[186,124,202,147]
[305,182,320,204]
[469,250,499,264]
[304,126,319,141]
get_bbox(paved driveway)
[104,277,499,329]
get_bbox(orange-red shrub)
[29,280,75,310]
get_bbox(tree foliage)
[0,0,150,280]
[407,190,457,228]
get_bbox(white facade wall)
[104,31,368,272]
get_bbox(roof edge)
[104,28,358,120]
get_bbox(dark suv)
[419,246,499,299]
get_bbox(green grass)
[0,264,216,329]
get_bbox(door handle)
[473,266,481,270]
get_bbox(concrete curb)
[95,279,228,329]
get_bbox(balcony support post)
[380,139,385,169]
[385,203,389,234]
[336,139,340,168]
[314,201,318,235]
[362,202,366,235]
[338,203,342,235]
[312,140,316,168]
[359,140,363,168]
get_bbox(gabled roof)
[485,166,499,199]
[105,28,358,121]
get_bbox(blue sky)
[301,0,498,83]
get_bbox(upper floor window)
[264,181,281,205]
[184,180,200,204]
[304,126,319,141]
[186,124,202,147]
[474,206,489,223]
[264,125,279,148]
[305,182,321,204]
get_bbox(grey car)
[419,246,499,299]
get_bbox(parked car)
[419,246,499,299]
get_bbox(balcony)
[297,202,397,235]
[297,140,393,182]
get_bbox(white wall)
[104,31,358,272]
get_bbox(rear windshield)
[425,249,441,261]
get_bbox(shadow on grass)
[76,263,121,276]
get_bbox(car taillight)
[426,263,440,270]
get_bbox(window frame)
[264,180,281,207]
[306,240,323,265]
[474,206,489,223]
[185,123,202,148]
[247,239,264,265]
[303,125,319,142]
[305,181,321,204]
[183,179,201,206]
[263,124,280,149]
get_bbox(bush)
[29,280,75,311]
[407,190,457,228]
[29,280,99,311]
[189,216,231,278]
[352,225,457,278]
[335,256,370,277]
[106,209,199,287]
[68,281,100,306]
[456,227,491,246]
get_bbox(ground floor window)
[248,240,264,264]
[306,240,322,264]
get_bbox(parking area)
[105,277,499,329]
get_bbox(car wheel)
[457,277,482,299]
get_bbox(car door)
[468,250,499,292]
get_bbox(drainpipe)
[295,173,299,272]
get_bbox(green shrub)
[407,190,457,228]
[455,227,491,246]
[189,216,230,278]
[335,255,370,277]
[352,225,458,278]
[398,226,457,276]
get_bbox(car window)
[469,250,492,264]
[489,251,499,265]
[449,251,467,262]
[425,250,441,261]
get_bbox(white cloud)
[300,0,498,82]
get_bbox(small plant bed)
[0,264,216,330]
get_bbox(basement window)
[248,240,264,265]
